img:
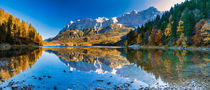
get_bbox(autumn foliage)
[126,0,209,47]
[0,9,42,45]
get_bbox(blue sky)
[0,0,184,39]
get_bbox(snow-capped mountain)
[60,7,161,33]
[117,7,160,27]
[45,7,161,45]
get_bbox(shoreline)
[128,44,210,51]
[0,44,41,50]
[43,45,124,48]
[1,44,209,51]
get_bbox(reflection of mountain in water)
[126,48,210,87]
[45,47,168,87]
[0,47,43,82]
[45,47,130,70]
[44,47,210,88]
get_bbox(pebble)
[38,77,42,80]
[95,88,101,90]
[11,85,18,89]
[97,79,104,82]
[114,86,120,90]
[123,83,130,87]
[130,81,134,83]
[54,86,57,90]
[48,76,51,78]
[139,87,144,90]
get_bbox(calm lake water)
[0,47,209,89]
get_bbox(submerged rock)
[54,86,57,90]
[48,76,51,78]
[95,87,101,90]
[97,79,104,82]
[38,77,42,80]
[107,82,111,85]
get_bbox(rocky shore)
[128,44,210,51]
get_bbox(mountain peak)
[145,6,159,12]
[131,10,138,14]
[70,21,74,24]
[95,17,109,23]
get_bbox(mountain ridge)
[45,7,162,46]
[59,7,161,33]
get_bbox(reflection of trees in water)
[0,47,43,82]
[45,47,129,69]
[126,48,210,84]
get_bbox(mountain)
[59,7,160,33]
[46,23,134,46]
[126,0,210,47]
[117,7,161,27]
[45,7,161,46]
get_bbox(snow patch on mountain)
[96,17,109,23]
[111,17,118,23]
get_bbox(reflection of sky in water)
[0,48,209,89]
[0,51,167,89]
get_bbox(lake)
[0,47,209,89]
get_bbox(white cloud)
[149,0,185,11]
